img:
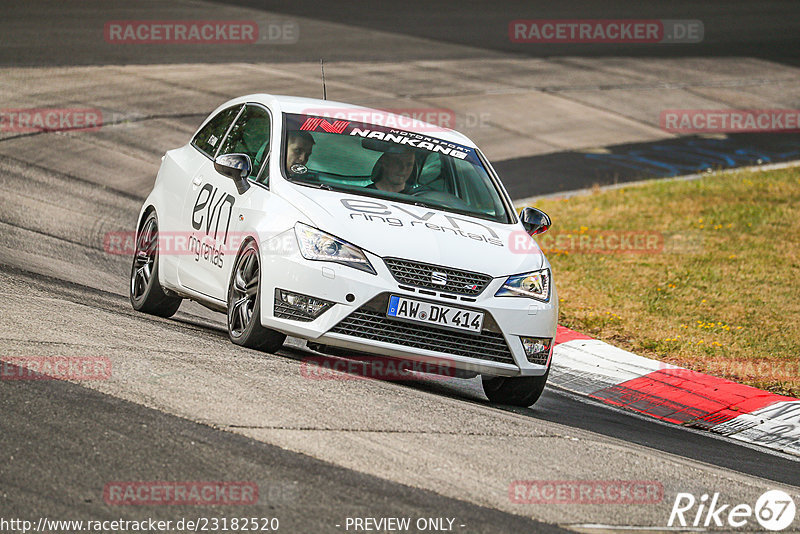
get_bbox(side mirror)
[519,207,551,236]
[214,153,251,194]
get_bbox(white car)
[130,94,557,406]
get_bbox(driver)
[368,150,416,193]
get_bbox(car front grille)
[329,307,515,366]
[383,258,493,296]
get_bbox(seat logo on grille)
[431,271,448,285]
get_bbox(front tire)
[227,241,286,352]
[482,368,549,407]
[129,212,182,318]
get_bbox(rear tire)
[129,212,182,318]
[227,240,286,353]
[481,368,549,407]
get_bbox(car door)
[177,103,272,302]
[156,104,242,284]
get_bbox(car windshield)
[281,113,513,223]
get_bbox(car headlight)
[495,269,550,301]
[294,222,376,275]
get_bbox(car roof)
[221,94,477,148]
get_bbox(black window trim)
[216,103,274,186]
[191,102,275,188]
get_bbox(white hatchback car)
[130,94,557,406]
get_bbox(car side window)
[217,104,271,182]
[192,105,242,158]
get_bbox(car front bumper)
[260,230,558,378]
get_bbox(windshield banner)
[286,113,479,164]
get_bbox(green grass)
[523,166,800,397]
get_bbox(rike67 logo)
[669,490,796,531]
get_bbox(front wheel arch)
[136,205,156,233]
[226,235,258,298]
[226,238,286,352]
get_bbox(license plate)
[387,295,484,333]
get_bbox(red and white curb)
[551,326,800,457]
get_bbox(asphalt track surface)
[6,0,800,65]
[227,0,800,64]
[497,133,800,198]
[1,1,800,532]
[0,354,565,533]
[4,0,800,194]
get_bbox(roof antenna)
[320,58,327,100]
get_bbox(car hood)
[279,184,545,278]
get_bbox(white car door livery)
[178,104,272,301]
[156,104,238,287]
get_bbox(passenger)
[286,131,315,173]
